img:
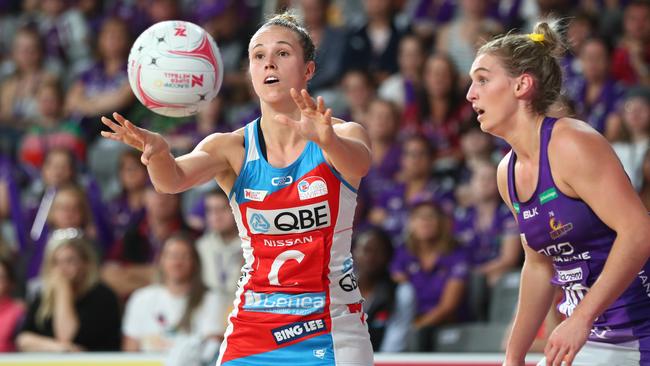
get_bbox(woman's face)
[12,32,41,71]
[623,97,650,136]
[580,40,608,82]
[99,21,129,59]
[50,190,84,229]
[42,151,75,188]
[398,37,424,78]
[119,155,148,192]
[409,204,440,243]
[400,138,432,179]
[37,87,62,119]
[366,101,397,141]
[248,26,313,106]
[342,72,373,110]
[353,234,389,276]
[52,245,85,282]
[161,239,194,283]
[205,194,235,234]
[424,56,454,98]
[466,53,519,136]
[470,162,498,202]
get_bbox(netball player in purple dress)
[466,21,650,366]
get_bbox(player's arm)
[101,112,240,194]
[496,153,556,366]
[321,120,371,186]
[543,120,650,365]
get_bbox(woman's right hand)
[100,112,170,165]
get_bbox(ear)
[514,73,535,98]
[305,60,316,82]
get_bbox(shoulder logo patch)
[244,189,268,202]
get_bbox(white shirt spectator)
[123,284,227,352]
[196,232,242,295]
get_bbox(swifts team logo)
[297,176,328,200]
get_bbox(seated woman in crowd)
[18,80,86,170]
[391,200,468,352]
[106,148,148,240]
[17,230,121,352]
[0,257,24,352]
[64,17,134,141]
[354,227,414,352]
[122,233,226,357]
[454,160,521,287]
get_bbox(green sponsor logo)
[513,202,520,214]
[539,187,558,205]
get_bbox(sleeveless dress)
[507,117,650,365]
[217,119,373,365]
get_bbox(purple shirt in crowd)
[390,246,469,315]
[453,204,518,266]
[507,117,650,359]
[565,77,624,133]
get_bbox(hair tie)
[528,33,545,42]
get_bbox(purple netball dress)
[507,117,650,361]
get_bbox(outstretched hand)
[100,112,169,165]
[274,88,336,146]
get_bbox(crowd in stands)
[0,0,649,362]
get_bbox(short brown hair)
[478,20,566,115]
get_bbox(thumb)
[141,143,153,165]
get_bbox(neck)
[497,111,545,161]
[104,58,123,75]
[216,227,238,242]
[476,199,498,213]
[127,189,145,210]
[165,280,190,296]
[368,17,390,29]
[259,102,303,148]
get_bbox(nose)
[264,56,276,70]
[466,82,477,103]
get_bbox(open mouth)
[264,76,279,84]
[474,106,485,117]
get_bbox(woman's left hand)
[544,315,591,366]
[275,88,336,147]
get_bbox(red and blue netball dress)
[217,119,373,366]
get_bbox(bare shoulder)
[549,117,609,155]
[195,128,245,165]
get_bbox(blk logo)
[174,26,187,37]
[191,74,204,87]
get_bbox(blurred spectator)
[37,0,92,77]
[435,0,502,79]
[390,200,468,352]
[369,135,454,245]
[17,231,121,351]
[612,87,650,190]
[565,36,624,135]
[340,69,376,125]
[167,96,229,154]
[403,0,456,42]
[640,148,650,210]
[76,0,107,35]
[196,190,241,295]
[454,123,497,199]
[18,80,86,169]
[343,0,407,83]
[416,53,474,169]
[65,17,134,142]
[0,26,57,130]
[0,257,25,352]
[103,186,193,298]
[378,34,425,126]
[122,233,226,358]
[106,149,148,240]
[354,227,414,352]
[454,160,521,287]
[300,0,346,92]
[611,0,650,86]
[561,11,598,88]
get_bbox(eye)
[278,50,289,57]
[254,53,264,60]
[478,77,487,85]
